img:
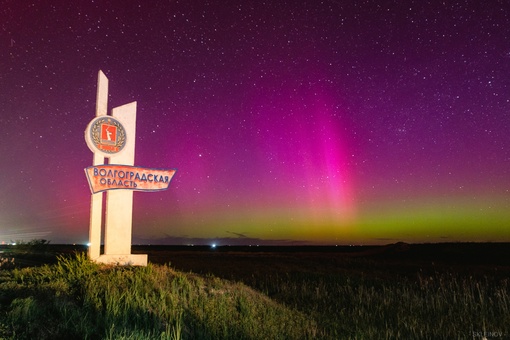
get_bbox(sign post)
[88,71,108,261]
[85,70,176,266]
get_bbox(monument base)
[94,254,148,266]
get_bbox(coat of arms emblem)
[85,116,127,156]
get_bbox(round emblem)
[85,116,127,157]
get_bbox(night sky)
[1,1,509,245]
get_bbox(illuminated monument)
[84,70,176,266]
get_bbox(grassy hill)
[0,253,318,339]
[0,243,509,339]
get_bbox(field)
[0,242,509,339]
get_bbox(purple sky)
[1,0,509,245]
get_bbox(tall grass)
[247,269,510,338]
[0,253,318,339]
[0,252,508,339]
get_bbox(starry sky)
[1,0,509,245]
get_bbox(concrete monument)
[84,70,176,266]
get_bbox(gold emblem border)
[89,117,127,154]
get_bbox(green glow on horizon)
[144,194,510,244]
[351,194,510,243]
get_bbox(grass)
[0,245,509,339]
[248,270,510,338]
[0,253,317,339]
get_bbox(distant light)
[11,242,16,246]
[211,244,216,248]
[86,243,91,247]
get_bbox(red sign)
[101,123,117,144]
[85,165,176,194]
